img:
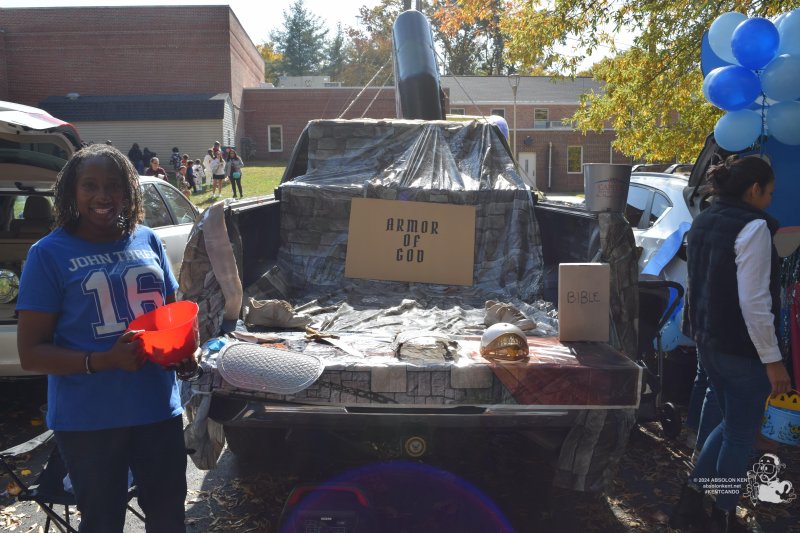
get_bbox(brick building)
[0,5,263,159]
[441,76,630,191]
[0,5,622,192]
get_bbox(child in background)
[176,165,191,198]
[193,159,206,191]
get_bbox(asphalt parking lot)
[2,378,799,532]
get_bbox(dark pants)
[55,416,187,533]
[230,178,242,197]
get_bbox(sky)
[0,0,376,45]
[0,0,626,69]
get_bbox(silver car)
[0,101,199,377]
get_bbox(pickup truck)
[180,117,643,495]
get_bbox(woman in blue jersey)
[16,144,188,532]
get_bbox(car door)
[140,181,199,276]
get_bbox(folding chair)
[0,429,144,533]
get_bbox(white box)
[558,263,610,342]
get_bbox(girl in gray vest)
[671,155,791,532]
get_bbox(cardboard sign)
[345,198,476,286]
[558,263,610,342]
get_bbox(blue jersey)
[17,226,182,431]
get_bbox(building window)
[567,146,583,173]
[268,125,283,152]
[450,108,465,115]
[490,108,505,118]
[534,108,549,128]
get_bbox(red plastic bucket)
[128,301,199,366]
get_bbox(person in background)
[225,148,244,199]
[670,155,792,532]
[192,159,206,192]
[176,165,192,198]
[181,154,197,193]
[202,149,214,189]
[142,147,156,168]
[127,143,144,174]
[169,148,181,175]
[210,145,226,199]
[16,144,191,532]
[144,157,168,181]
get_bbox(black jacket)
[683,196,780,358]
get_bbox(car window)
[156,183,197,225]
[648,191,672,227]
[141,183,172,228]
[625,185,651,228]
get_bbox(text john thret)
[68,250,159,271]
[386,217,439,263]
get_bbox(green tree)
[432,0,510,75]
[339,0,403,87]
[270,0,329,76]
[438,1,798,162]
[324,23,347,80]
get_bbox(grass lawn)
[184,160,286,209]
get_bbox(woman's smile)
[74,156,127,240]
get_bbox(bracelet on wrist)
[84,351,95,375]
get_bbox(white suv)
[0,101,199,377]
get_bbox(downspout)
[548,141,553,190]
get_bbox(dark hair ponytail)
[707,155,774,198]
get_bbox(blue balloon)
[767,101,800,144]
[778,9,800,55]
[709,12,747,64]
[487,115,509,140]
[761,54,800,102]
[702,68,719,102]
[706,65,762,111]
[701,31,733,76]
[731,18,779,69]
[773,12,788,32]
[714,109,763,151]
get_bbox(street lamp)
[507,74,520,161]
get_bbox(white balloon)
[778,8,800,55]
[709,12,747,64]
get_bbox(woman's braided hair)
[52,143,143,235]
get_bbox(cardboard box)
[345,198,476,286]
[558,263,610,342]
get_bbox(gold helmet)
[480,323,528,361]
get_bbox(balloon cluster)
[705,10,800,151]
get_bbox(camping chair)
[0,429,144,533]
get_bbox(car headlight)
[0,269,20,304]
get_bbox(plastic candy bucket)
[761,390,800,446]
[128,301,199,367]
